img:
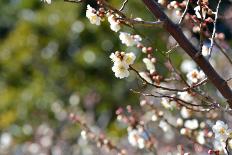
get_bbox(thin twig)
[227,77,232,82]
[117,17,164,27]
[225,138,231,155]
[130,66,208,93]
[178,0,190,24]
[64,0,82,3]
[119,0,129,11]
[130,89,213,112]
[209,0,222,56]
[165,44,179,54]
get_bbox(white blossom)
[123,52,136,65]
[86,5,101,26]
[176,118,183,126]
[119,32,142,46]
[184,119,199,130]
[186,69,205,84]
[161,98,176,110]
[212,120,231,142]
[137,138,145,149]
[159,120,170,132]
[158,0,166,5]
[202,45,210,56]
[80,130,87,140]
[213,140,227,154]
[180,59,196,73]
[128,129,146,149]
[178,91,193,103]
[143,58,155,72]
[41,0,51,4]
[108,14,121,32]
[112,62,130,79]
[139,72,152,84]
[0,133,12,148]
[110,52,136,79]
[180,107,191,119]
[197,131,205,144]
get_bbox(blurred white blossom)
[41,0,51,4]
[119,32,142,46]
[184,119,199,130]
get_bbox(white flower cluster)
[128,129,148,149]
[186,69,205,84]
[86,5,101,26]
[212,120,232,153]
[119,32,142,47]
[41,0,51,4]
[110,51,136,79]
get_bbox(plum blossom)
[202,45,210,56]
[86,5,101,25]
[119,32,142,46]
[139,72,152,84]
[112,62,130,79]
[110,52,136,79]
[212,120,232,142]
[143,58,155,73]
[80,130,87,140]
[107,14,121,32]
[159,120,170,132]
[41,0,51,4]
[180,107,192,119]
[180,59,196,73]
[178,91,193,103]
[186,69,205,84]
[197,131,205,144]
[213,140,227,154]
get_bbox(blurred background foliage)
[0,0,148,142]
[0,0,232,154]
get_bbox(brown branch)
[142,0,232,108]
[130,66,194,92]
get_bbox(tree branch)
[142,0,232,108]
